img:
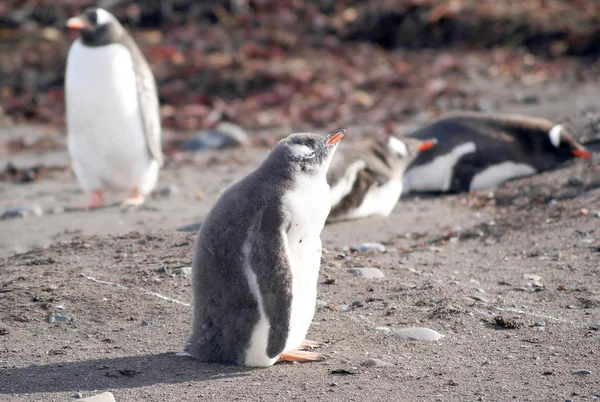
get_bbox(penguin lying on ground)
[65,8,162,208]
[182,129,346,367]
[326,136,435,222]
[402,112,592,194]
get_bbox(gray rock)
[80,392,116,402]
[351,301,364,308]
[47,313,72,324]
[392,327,444,341]
[362,358,393,367]
[356,242,386,253]
[172,267,192,277]
[315,299,327,307]
[141,321,149,327]
[1,204,43,220]
[157,184,179,197]
[215,122,250,146]
[570,369,592,375]
[348,268,384,279]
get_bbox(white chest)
[283,174,330,350]
[403,141,476,192]
[469,162,536,190]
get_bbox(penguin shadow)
[0,353,253,395]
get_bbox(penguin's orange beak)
[417,139,437,152]
[67,17,88,30]
[571,149,592,158]
[326,129,346,145]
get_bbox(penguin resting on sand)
[326,136,435,222]
[183,129,346,367]
[65,8,162,208]
[403,112,592,194]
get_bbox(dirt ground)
[1,80,600,401]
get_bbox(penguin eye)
[548,125,563,148]
[290,144,315,160]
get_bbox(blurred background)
[1,0,600,135]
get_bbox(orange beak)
[67,17,88,30]
[326,129,346,145]
[571,149,592,159]
[417,139,437,152]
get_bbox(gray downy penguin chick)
[326,136,435,222]
[183,129,346,367]
[65,8,162,209]
[403,112,591,194]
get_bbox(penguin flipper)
[124,34,163,167]
[249,206,293,359]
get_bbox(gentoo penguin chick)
[183,129,346,367]
[403,112,592,194]
[326,136,435,222]
[65,8,162,208]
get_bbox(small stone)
[172,267,192,277]
[315,299,327,307]
[567,177,584,187]
[47,313,72,324]
[362,358,393,367]
[73,392,83,399]
[470,295,488,303]
[523,274,542,281]
[375,326,392,333]
[356,242,386,253]
[338,304,349,311]
[570,369,592,375]
[533,321,546,327]
[347,268,384,279]
[80,392,116,402]
[392,327,444,341]
[1,204,43,220]
[351,301,364,308]
[158,184,179,197]
[141,321,149,327]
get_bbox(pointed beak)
[326,129,346,146]
[67,16,88,30]
[571,148,592,159]
[417,139,437,152]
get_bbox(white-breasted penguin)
[403,112,592,194]
[65,8,162,208]
[183,129,346,367]
[326,136,435,222]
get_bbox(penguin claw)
[121,189,145,207]
[300,339,327,350]
[278,350,327,363]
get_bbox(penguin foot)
[73,190,105,210]
[300,339,326,350]
[121,189,145,207]
[278,350,327,363]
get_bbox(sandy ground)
[1,81,600,401]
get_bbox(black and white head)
[266,129,346,179]
[547,124,591,160]
[386,136,437,161]
[67,8,123,46]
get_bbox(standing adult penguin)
[402,112,591,194]
[65,8,162,208]
[326,135,435,222]
[182,129,346,367]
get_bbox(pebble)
[1,204,43,220]
[172,267,192,277]
[356,242,386,253]
[80,392,116,402]
[315,299,327,307]
[470,295,488,303]
[523,274,542,281]
[141,321,149,327]
[533,321,546,327]
[73,392,83,399]
[570,369,592,375]
[351,301,364,308]
[347,268,385,279]
[47,313,72,324]
[157,184,179,197]
[375,326,392,333]
[392,327,444,341]
[362,358,393,367]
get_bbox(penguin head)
[547,125,591,159]
[387,136,437,159]
[268,129,346,178]
[67,8,122,46]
